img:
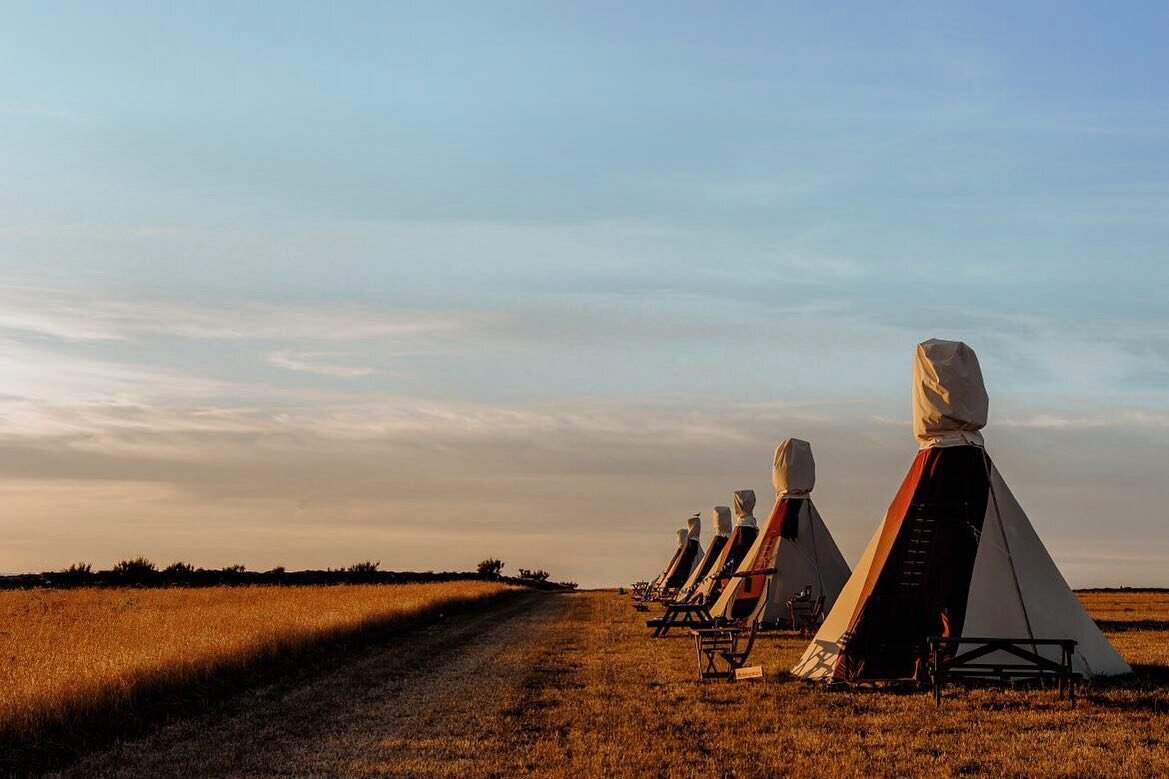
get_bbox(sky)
[0,2,1167,588]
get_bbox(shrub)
[346,561,380,574]
[518,569,550,582]
[112,558,157,576]
[477,558,504,577]
[221,564,246,574]
[163,562,195,575]
[61,563,92,576]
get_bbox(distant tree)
[163,561,195,575]
[346,560,380,574]
[267,565,286,576]
[221,564,246,573]
[477,558,504,577]
[62,562,93,576]
[556,581,579,590]
[112,557,157,576]
[518,568,550,582]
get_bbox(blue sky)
[1,3,1167,586]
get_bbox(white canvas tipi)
[793,339,1130,682]
[678,506,733,599]
[708,438,851,624]
[689,492,759,605]
[661,514,702,591]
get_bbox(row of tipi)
[643,339,1130,681]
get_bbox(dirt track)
[64,590,576,778]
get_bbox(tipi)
[689,491,759,605]
[678,506,732,599]
[708,438,852,624]
[793,339,1130,682]
[660,514,702,593]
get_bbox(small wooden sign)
[735,665,764,681]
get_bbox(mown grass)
[0,581,516,772]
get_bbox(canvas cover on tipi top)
[679,506,732,598]
[708,438,851,624]
[793,339,1130,682]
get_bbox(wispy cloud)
[266,351,379,379]
[0,282,467,343]
[999,411,1169,430]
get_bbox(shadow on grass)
[1070,663,1169,713]
[1096,619,1169,633]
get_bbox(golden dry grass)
[498,591,1169,777]
[58,590,1169,778]
[1077,591,1169,672]
[0,581,516,770]
[66,590,560,778]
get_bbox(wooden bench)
[692,620,761,680]
[646,601,714,638]
[925,636,1080,706]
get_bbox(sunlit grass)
[0,582,515,766]
[5,587,1168,776]
[492,591,1169,777]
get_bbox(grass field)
[56,589,1169,778]
[503,590,1169,777]
[0,581,517,771]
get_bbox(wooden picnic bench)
[925,636,1080,706]
[692,618,761,680]
[646,601,714,638]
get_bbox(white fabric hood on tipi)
[680,506,733,596]
[733,490,758,527]
[708,438,851,623]
[913,338,988,448]
[793,340,1130,682]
